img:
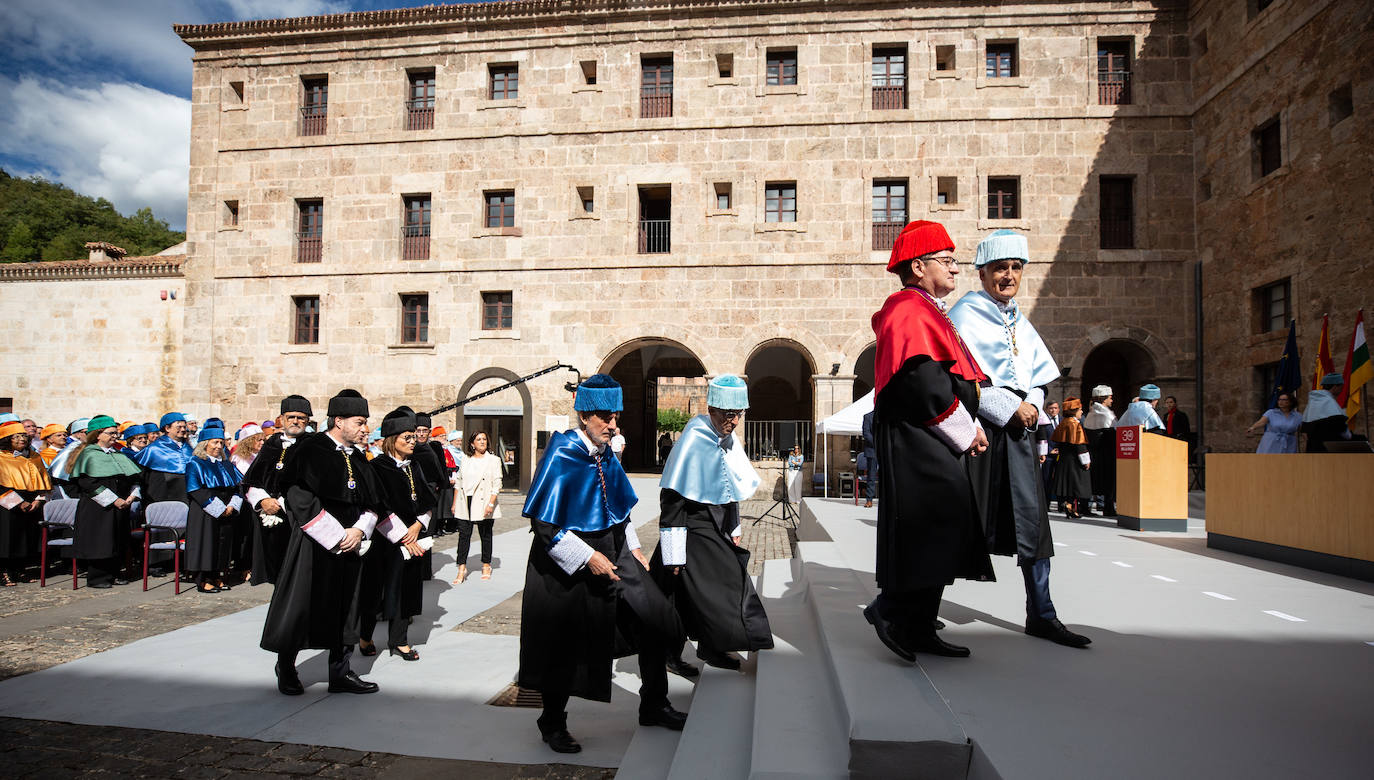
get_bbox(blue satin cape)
[522,430,637,533]
[186,457,243,492]
[659,415,761,506]
[947,290,1060,394]
[131,436,194,474]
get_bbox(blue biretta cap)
[160,412,186,429]
[707,375,750,410]
[197,426,226,443]
[574,374,624,412]
[1138,384,1161,400]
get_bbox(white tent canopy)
[814,390,874,496]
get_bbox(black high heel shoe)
[358,640,378,657]
[389,645,419,661]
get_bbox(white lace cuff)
[0,491,21,510]
[304,509,346,549]
[416,511,432,530]
[353,510,378,538]
[203,496,227,518]
[926,400,979,455]
[376,513,407,543]
[977,386,1022,428]
[623,521,641,551]
[659,527,688,566]
[245,487,271,508]
[548,530,595,575]
[92,487,118,508]
[129,485,142,500]
[1025,386,1045,412]
[1078,452,1092,466]
[228,495,244,513]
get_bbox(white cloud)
[222,0,349,19]
[0,76,191,230]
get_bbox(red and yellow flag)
[1338,310,1371,422]
[1311,314,1335,390]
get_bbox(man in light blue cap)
[949,229,1089,649]
[1116,384,1165,432]
[653,374,773,671]
[1301,373,1353,452]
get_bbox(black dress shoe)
[327,671,380,694]
[541,729,582,754]
[112,577,130,586]
[863,603,915,663]
[666,656,700,679]
[389,645,419,661]
[1026,617,1092,648]
[697,648,741,671]
[638,702,688,731]
[932,618,946,631]
[89,581,113,589]
[358,640,378,657]
[275,663,304,696]
[908,632,971,658]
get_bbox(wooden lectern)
[1114,426,1188,531]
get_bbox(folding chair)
[142,501,189,594]
[39,498,79,589]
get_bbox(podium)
[1114,426,1188,531]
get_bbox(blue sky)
[0,1,480,232]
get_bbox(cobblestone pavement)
[0,482,800,777]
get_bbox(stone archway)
[1078,339,1157,417]
[600,338,707,471]
[852,342,877,401]
[455,367,534,490]
[743,338,817,460]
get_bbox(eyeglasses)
[923,254,958,270]
[718,410,745,420]
[398,434,417,443]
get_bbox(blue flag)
[1270,320,1302,409]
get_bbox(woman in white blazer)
[452,431,502,583]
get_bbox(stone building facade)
[168,0,1202,487]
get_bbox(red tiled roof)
[0,255,185,281]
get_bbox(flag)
[1338,309,1370,421]
[1311,314,1335,390]
[1269,320,1302,410]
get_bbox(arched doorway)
[455,368,533,491]
[1078,339,1156,417]
[744,340,817,460]
[600,339,706,471]
[853,343,877,401]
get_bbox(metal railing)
[401,227,430,260]
[871,83,906,110]
[638,219,670,254]
[405,100,434,130]
[1100,212,1133,249]
[1098,71,1131,105]
[641,93,672,118]
[743,419,814,462]
[296,235,322,263]
[873,221,904,250]
[299,106,327,136]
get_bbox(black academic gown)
[362,455,437,621]
[185,460,242,574]
[1053,441,1093,501]
[875,356,995,592]
[651,489,773,654]
[1302,415,1350,452]
[72,472,136,561]
[0,491,42,564]
[1086,428,1116,502]
[428,441,457,528]
[242,434,296,584]
[966,402,1054,563]
[412,442,445,579]
[260,434,382,653]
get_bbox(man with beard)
[654,374,773,671]
[948,230,1090,649]
[260,389,382,696]
[130,413,194,503]
[242,395,313,585]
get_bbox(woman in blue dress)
[1246,391,1302,453]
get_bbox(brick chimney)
[85,241,128,263]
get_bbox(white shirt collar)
[100,446,117,454]
[391,455,410,467]
[575,428,606,455]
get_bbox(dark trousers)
[360,612,409,648]
[1041,456,1057,500]
[278,646,353,682]
[456,519,494,565]
[86,558,120,586]
[1020,558,1057,622]
[872,585,944,641]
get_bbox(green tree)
[1,221,40,262]
[0,169,184,261]
[656,408,690,434]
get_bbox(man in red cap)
[863,220,993,661]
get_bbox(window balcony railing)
[405,99,434,130]
[871,83,906,110]
[402,227,430,260]
[640,92,673,119]
[297,234,322,263]
[299,106,327,136]
[1098,71,1131,106]
[872,221,905,250]
[638,219,670,254]
[1100,212,1134,249]
[743,419,814,462]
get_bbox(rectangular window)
[489,64,518,100]
[638,185,671,253]
[1254,115,1282,178]
[765,182,797,223]
[580,60,597,85]
[400,294,429,343]
[714,182,733,210]
[1099,176,1134,249]
[1097,40,1132,105]
[872,46,907,110]
[1329,83,1353,126]
[872,179,908,250]
[987,177,1019,220]
[292,296,320,344]
[223,200,239,227]
[484,190,514,228]
[766,49,798,86]
[482,291,513,330]
[986,42,1018,78]
[228,80,245,104]
[937,176,959,205]
[641,56,674,118]
[934,45,956,72]
[1256,362,1279,414]
[300,76,327,136]
[406,69,435,130]
[402,195,431,260]
[1256,279,1291,333]
[576,186,595,214]
[716,52,734,79]
[297,199,322,263]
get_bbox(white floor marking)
[1264,610,1306,622]
[1112,561,1132,568]
[1054,542,1068,547]
[1079,550,1098,556]
[1203,592,1235,601]
[1151,575,1177,582]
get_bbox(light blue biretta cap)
[574,374,624,412]
[368,429,382,443]
[1138,384,1162,400]
[0,413,18,424]
[1320,372,1342,387]
[707,375,750,410]
[974,229,1029,268]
